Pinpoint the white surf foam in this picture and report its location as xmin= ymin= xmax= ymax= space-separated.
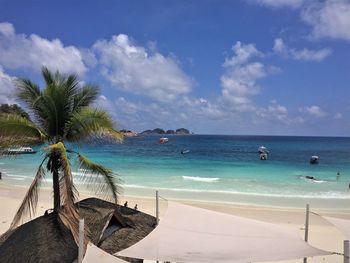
xmin=123 ymin=184 xmax=350 ymax=199
xmin=182 ymin=176 xmax=219 ymax=182
xmin=299 ymin=176 xmax=327 ymax=183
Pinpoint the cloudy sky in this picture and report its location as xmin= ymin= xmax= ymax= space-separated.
xmin=0 ymin=0 xmax=349 ymax=136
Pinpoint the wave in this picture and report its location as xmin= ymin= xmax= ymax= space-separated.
xmin=9 ymin=177 xmax=26 ymax=181
xmin=299 ymin=176 xmax=327 ymax=183
xmin=3 ymin=173 xmax=30 ymax=181
xmin=182 ymin=176 xmax=219 ymax=182
xmin=123 ymin=184 xmax=350 ymax=199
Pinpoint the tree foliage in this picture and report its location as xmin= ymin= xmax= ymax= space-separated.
xmin=0 ymin=67 xmax=123 ymax=243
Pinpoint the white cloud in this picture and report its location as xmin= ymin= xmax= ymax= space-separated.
xmin=273 ymin=38 xmax=332 ymax=61
xmin=257 ymin=105 xmax=283 ymax=120
xmin=299 ymin=105 xmax=327 ymax=118
xmin=223 ymin=41 xmax=263 ymax=67
xmin=221 ymin=42 xmax=271 ymax=111
xmin=0 ymin=66 xmax=16 ymax=104
xmin=179 ymin=96 xmax=226 ymax=120
xmin=115 ymin=97 xmax=142 ymax=115
xmin=301 ymin=0 xmax=350 ymax=41
xmin=254 ymin=0 xmax=304 ymax=9
xmin=257 ymin=101 xmax=304 ymax=124
xmin=334 ymin=112 xmax=343 ymax=119
xmin=0 ymin=22 xmax=87 ymax=75
xmin=273 ymin=38 xmax=286 ymax=54
xmin=93 ymin=34 xmax=193 ymax=102
xmin=291 ymin=48 xmax=332 ymax=61
xmin=0 ymin=22 xmax=15 ymax=36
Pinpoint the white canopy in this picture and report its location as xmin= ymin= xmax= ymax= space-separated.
xmin=83 ymin=243 xmax=128 ymax=263
xmin=324 ymin=216 xmax=350 ymax=240
xmin=117 ymin=202 xmax=327 ymax=262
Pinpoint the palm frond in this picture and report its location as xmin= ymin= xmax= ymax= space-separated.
xmin=48 ymin=142 xmax=80 ymax=243
xmin=15 ymin=79 xmax=49 ymax=131
xmin=72 ymin=85 xmax=99 ymax=112
xmin=77 ymin=153 xmax=120 ymax=203
xmin=0 ymin=115 xmax=46 ymax=147
xmin=15 ymin=78 xmax=41 ymax=106
xmin=41 ymin=67 xmax=56 ymax=86
xmin=64 ymin=108 xmax=123 ymax=143
xmin=10 ymin=157 xmax=47 ymax=229
xmin=64 ymin=74 xmax=79 ymax=98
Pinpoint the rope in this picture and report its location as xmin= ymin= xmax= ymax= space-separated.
xmin=310 ymin=211 xmax=322 ymax=217
xmin=159 ymin=195 xmax=168 ymax=201
xmin=308 ymin=210 xmax=348 ymax=258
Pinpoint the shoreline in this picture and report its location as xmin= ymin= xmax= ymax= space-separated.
xmin=1 ymin=177 xmax=350 ymax=212
xmin=1 ymin=183 xmax=350 ymax=262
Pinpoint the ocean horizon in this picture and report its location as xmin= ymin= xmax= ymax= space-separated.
xmin=1 ymin=134 xmax=350 ymax=210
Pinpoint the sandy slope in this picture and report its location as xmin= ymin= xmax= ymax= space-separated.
xmin=0 ymin=183 xmax=349 ymax=263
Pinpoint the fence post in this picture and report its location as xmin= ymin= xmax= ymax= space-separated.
xmin=156 ymin=191 xmax=159 ymax=263
xmin=344 ymin=240 xmax=349 ymax=263
xmin=156 ymin=190 xmax=159 ymax=225
xmin=78 ymin=218 xmax=85 ymax=263
xmin=303 ymin=204 xmax=310 ymax=263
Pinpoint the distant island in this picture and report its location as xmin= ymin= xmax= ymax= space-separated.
xmin=120 ymin=129 xmax=139 ymax=137
xmin=140 ymin=128 xmax=191 ymax=135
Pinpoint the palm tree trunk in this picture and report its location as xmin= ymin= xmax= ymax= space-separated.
xmin=53 ymin=168 xmax=60 ymax=211
xmin=50 ymin=153 xmax=61 ymax=211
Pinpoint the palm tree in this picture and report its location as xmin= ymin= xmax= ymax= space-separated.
xmin=0 ymin=67 xmax=123 ymax=242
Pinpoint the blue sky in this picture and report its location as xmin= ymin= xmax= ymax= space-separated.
xmin=0 ymin=0 xmax=349 ymax=136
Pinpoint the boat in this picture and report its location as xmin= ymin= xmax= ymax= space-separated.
xmin=310 ymin=156 xmax=319 ymax=164
xmin=258 ymin=146 xmax=269 ymax=154
xmin=181 ymin=149 xmax=190 ymax=154
xmin=4 ymin=146 xmax=37 ymax=155
xmin=305 ymin=176 xmax=316 ymax=180
xmin=159 ymin=137 xmax=169 ymax=144
xmin=260 ymin=152 xmax=268 ymax=160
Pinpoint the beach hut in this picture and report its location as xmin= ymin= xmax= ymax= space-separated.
xmin=0 ymin=198 xmax=156 ymax=263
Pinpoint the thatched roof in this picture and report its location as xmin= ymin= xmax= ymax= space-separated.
xmin=0 ymin=211 xmax=78 ymax=263
xmin=99 ymin=205 xmax=157 ymax=263
xmin=0 ymin=198 xmax=156 ymax=263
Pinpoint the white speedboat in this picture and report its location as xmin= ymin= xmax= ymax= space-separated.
xmin=310 ymin=156 xmax=319 ymax=164
xmin=159 ymin=137 xmax=169 ymax=144
xmin=258 ymin=146 xmax=269 ymax=154
xmin=4 ymin=147 xmax=37 ymax=154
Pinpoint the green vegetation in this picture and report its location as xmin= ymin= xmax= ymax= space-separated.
xmin=0 ymin=104 xmax=30 ymax=120
xmin=0 ymin=67 xmax=123 ymax=242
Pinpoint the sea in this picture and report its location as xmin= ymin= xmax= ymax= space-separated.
xmin=1 ymin=135 xmax=350 ymax=210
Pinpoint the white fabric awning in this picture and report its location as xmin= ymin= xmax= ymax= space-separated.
xmin=117 ymin=202 xmax=328 ymax=262
xmin=83 ymin=243 xmax=128 ymax=263
xmin=324 ymin=216 xmax=350 ymax=240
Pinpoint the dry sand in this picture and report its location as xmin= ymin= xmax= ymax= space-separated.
xmin=0 ymin=182 xmax=349 ymax=263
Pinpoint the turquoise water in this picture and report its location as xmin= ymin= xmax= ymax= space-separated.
xmin=1 ymin=135 xmax=350 ymax=209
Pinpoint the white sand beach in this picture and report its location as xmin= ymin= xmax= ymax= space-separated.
xmin=0 ymin=183 xmax=349 ymax=263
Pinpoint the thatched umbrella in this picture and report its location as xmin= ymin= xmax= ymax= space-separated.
xmin=0 ymin=198 xmax=156 ymax=263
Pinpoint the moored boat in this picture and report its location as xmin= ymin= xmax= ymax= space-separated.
xmin=310 ymin=155 xmax=319 ymax=164
xmin=159 ymin=137 xmax=169 ymax=144
xmin=258 ymin=145 xmax=269 ymax=154
xmin=3 ymin=146 xmax=37 ymax=155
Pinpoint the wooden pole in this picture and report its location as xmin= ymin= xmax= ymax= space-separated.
xmin=303 ymin=204 xmax=310 ymax=263
xmin=344 ymin=240 xmax=349 ymax=263
xmin=156 ymin=190 xmax=159 ymax=225
xmin=78 ymin=218 xmax=85 ymax=263
xmin=156 ymin=191 xmax=159 ymax=263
